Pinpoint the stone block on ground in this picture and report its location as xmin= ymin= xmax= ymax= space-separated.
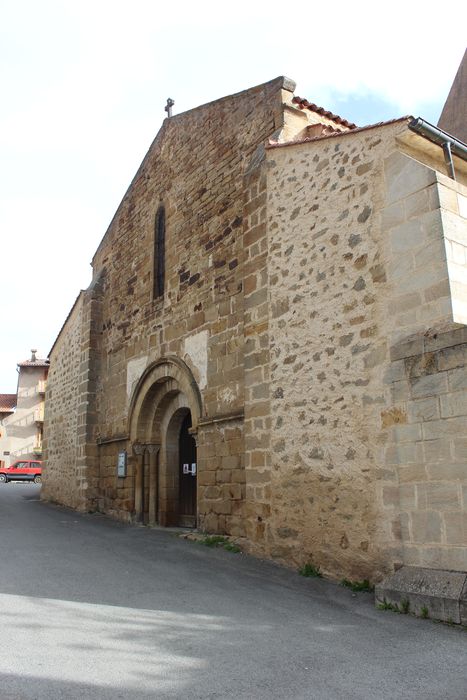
xmin=375 ymin=565 xmax=467 ymax=624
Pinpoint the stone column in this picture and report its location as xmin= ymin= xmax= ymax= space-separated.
xmin=147 ymin=444 xmax=160 ymax=526
xmin=132 ymin=442 xmax=145 ymax=523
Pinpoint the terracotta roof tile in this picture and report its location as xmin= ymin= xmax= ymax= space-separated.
xmin=18 ymin=359 xmax=50 ymax=368
xmin=0 ymin=394 xmax=16 ymax=412
xmin=292 ymin=96 xmax=357 ymax=129
xmin=267 ymin=116 xmax=412 ymax=150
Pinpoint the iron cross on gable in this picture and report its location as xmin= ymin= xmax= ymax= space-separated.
xmin=165 ymin=98 xmax=174 ymax=118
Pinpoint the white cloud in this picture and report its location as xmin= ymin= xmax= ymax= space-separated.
xmin=0 ymin=0 xmax=465 ymax=390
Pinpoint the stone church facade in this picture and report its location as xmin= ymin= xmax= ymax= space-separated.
xmin=43 ymin=73 xmax=467 ymax=599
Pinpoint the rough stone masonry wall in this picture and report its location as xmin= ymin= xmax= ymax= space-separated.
xmin=98 ymin=438 xmax=131 ymax=520
xmin=383 ymin=172 xmax=467 ymax=573
xmin=86 ymin=79 xmax=290 ymax=526
xmin=241 ymin=145 xmax=272 ymax=548
xmin=75 ymin=275 xmax=104 ymax=511
xmin=440 ymin=174 xmax=467 ymax=324
xmin=42 ymin=295 xmax=84 ymax=509
xmin=380 ymin=152 xmax=466 ymax=347
xmin=43 ymin=272 xmax=103 ymax=511
xmin=196 ymin=417 xmax=245 ymax=536
xmin=388 ymin=327 xmax=467 ymax=572
xmin=261 ymin=125 xmax=403 ymax=579
xmin=262 ymin=122 xmax=467 ymax=580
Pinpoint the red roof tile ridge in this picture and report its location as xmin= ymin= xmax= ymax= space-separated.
xmin=292 ymin=95 xmax=357 ymax=129
xmin=0 ymin=394 xmax=17 ymax=411
xmin=267 ymin=116 xmax=413 ymax=149
xmin=18 ymin=359 xmax=50 ymax=367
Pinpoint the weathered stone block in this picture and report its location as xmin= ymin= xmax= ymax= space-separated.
xmin=410 ymin=511 xmax=442 ymax=543
xmin=405 ymin=352 xmax=438 ymax=379
xmin=201 ymin=512 xmax=219 ymax=533
xmin=390 ymin=337 xmax=424 ymax=361
xmin=405 ymin=185 xmax=438 ymax=220
xmin=215 ymin=441 xmax=230 ymax=458
xmin=424 ymin=279 xmax=451 ymax=305
xmin=426 ymin=462 xmax=466 ymax=481
xmin=425 ymin=482 xmax=460 ymax=511
xmin=424 ymin=326 xmax=467 ymax=353
xmin=398 ymin=463 xmax=427 ymax=483
xmin=216 ymin=470 xmax=232 ymax=484
xmin=391 ymin=423 xmax=422 ymax=443
xmin=382 ymin=360 xmax=406 ymax=384
xmin=384 ymin=443 xmax=420 ymax=466
xmin=214 ymin=500 xmax=233 ymax=516
xmin=407 ymin=396 xmax=440 ymax=422
xmin=390 ymin=380 xmax=410 ymax=402
xmin=410 ymin=373 xmax=448 ymax=399
xmin=230 ymin=469 xmax=245 ymax=484
xmin=447 ymin=366 xmax=467 ymax=391
xmin=246 ymin=468 xmax=270 ymax=484
xmin=389 ymin=291 xmax=422 ymax=316
xmin=382 ymin=485 xmax=399 ymax=507
xmin=441 ymin=389 xmax=467 ymax=417
xmin=444 ymin=511 xmax=467 ymax=545
xmin=453 ymin=437 xmax=467 ymax=461
xmin=389 ymin=219 xmax=423 ymax=254
xmin=422 ymin=416 xmax=466 ymax=440
xmin=381 ymin=201 xmax=406 ymax=232
xmin=376 ymin=566 xmax=467 ymax=624
xmin=204 ymin=485 xmax=221 ymax=499
xmin=221 ymin=454 xmax=241 ymax=470
xmin=386 ymin=252 xmax=415 ymax=283
xmin=222 ymin=483 xmax=243 ymax=501
xmin=384 ymin=152 xmax=437 ymax=205
xmin=399 ymin=484 xmax=416 ymax=510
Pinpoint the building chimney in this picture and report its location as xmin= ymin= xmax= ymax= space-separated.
xmin=31 ymin=349 xmax=37 ymax=362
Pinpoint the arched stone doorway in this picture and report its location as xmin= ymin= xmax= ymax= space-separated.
xmin=128 ymin=357 xmax=202 ymax=527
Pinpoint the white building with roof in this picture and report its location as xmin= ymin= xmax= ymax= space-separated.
xmin=1 ymin=350 xmax=49 ymax=466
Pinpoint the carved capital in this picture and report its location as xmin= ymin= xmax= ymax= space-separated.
xmin=146 ymin=443 xmax=161 ymax=455
xmin=132 ymin=442 xmax=145 ymax=456
xmin=188 ymin=428 xmax=198 ymax=447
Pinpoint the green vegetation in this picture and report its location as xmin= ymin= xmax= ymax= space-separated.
xmin=400 ymin=599 xmax=410 ymax=614
xmin=340 ymin=578 xmax=374 ymax=593
xmin=199 ymin=535 xmax=229 ymax=547
xmin=222 ymin=541 xmax=242 ymax=553
xmin=299 ymin=563 xmax=322 ymax=578
xmin=377 ymin=597 xmax=434 ymax=620
xmin=377 ymin=598 xmax=399 ymax=612
xmin=198 ymin=535 xmax=241 ymax=553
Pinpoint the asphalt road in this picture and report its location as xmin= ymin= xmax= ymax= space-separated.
xmin=0 ymin=483 xmax=465 ymax=700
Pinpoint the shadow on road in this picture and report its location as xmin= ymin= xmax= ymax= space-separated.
xmin=0 ymin=484 xmax=466 ymax=700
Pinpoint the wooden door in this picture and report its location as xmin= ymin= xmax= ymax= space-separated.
xmin=178 ymin=413 xmax=197 ymax=527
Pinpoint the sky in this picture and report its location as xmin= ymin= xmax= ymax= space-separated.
xmin=0 ymin=0 xmax=466 ymax=392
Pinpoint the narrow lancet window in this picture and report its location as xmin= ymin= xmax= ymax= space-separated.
xmin=154 ymin=205 xmax=165 ymax=298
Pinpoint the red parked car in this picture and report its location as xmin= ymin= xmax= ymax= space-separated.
xmin=0 ymin=460 xmax=42 ymax=484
